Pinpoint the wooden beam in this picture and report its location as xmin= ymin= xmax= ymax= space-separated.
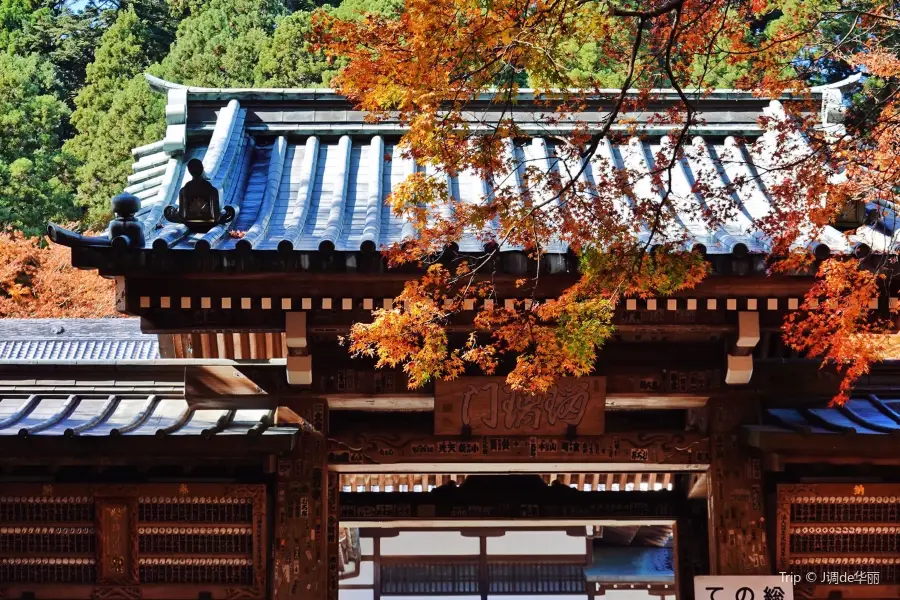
xmin=184 ymin=365 xmax=269 ymax=408
xmin=688 ymin=473 xmax=708 ymax=499
xmin=223 ymin=332 xmax=235 ymax=358
xmin=191 ymin=333 xmax=203 ymax=359
xmin=622 ymin=525 xmax=640 ymax=545
xmin=328 ymin=427 xmax=709 ymax=473
xmin=253 ymin=333 xmax=266 ymax=359
xmin=239 ymin=333 xmax=251 ymax=360
xmin=340 ymin=487 xmax=680 ymax=522
xmin=743 ymin=428 xmax=900 ymax=459
xmin=157 ymin=334 xmax=176 ymax=358
xmin=199 ymin=333 xmax=212 ymax=358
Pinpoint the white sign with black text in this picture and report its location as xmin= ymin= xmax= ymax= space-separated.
xmin=694 ymin=576 xmax=793 ymax=600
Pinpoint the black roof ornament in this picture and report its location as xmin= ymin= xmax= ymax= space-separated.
xmin=109 ymin=193 xmax=145 ymax=250
xmin=47 ymin=192 xmax=145 ymax=250
xmin=164 ymin=159 xmax=234 ymax=233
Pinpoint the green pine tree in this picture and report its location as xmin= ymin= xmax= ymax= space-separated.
xmin=66 ymin=6 xmax=172 ymax=226
xmin=255 ymin=8 xmax=336 ymax=87
xmin=0 ymin=53 xmax=78 ymax=236
xmin=157 ymin=0 xmax=287 ymax=87
xmin=255 ymin=0 xmax=402 ymax=87
xmin=0 ymin=0 xmax=35 ymax=51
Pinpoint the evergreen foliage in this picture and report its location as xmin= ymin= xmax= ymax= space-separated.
xmin=157 ymin=0 xmax=286 ymax=87
xmin=0 ymin=0 xmax=884 ymax=234
xmin=256 ymin=9 xmax=336 ymax=87
xmin=0 ymin=53 xmax=78 ymax=236
xmin=66 ymin=6 xmax=171 ymax=225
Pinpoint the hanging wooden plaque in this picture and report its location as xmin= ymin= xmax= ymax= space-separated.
xmin=435 ymin=377 xmax=606 ymax=435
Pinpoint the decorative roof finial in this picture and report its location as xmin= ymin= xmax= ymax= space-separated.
xmin=109 ymin=193 xmax=145 ymax=250
xmin=47 ymin=192 xmax=145 ymax=250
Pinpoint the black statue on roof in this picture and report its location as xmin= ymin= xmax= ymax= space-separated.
xmin=164 ymin=159 xmax=235 ymax=233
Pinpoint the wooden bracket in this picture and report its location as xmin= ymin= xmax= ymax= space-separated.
xmin=726 ymin=311 xmax=760 ymax=385
xmin=286 ymin=311 xmax=311 ymax=385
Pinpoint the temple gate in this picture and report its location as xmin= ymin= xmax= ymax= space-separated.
xmin=1 ymin=72 xmax=896 ymax=600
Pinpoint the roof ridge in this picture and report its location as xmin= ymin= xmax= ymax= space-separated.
xmin=145 ymin=72 xmax=855 ymax=101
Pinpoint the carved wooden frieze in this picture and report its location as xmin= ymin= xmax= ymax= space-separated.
xmin=328 ymin=430 xmax=708 ymax=469
xmin=340 ymin=485 xmax=678 ymax=521
xmin=434 ymin=377 xmax=606 ymax=435
xmin=97 ymin=500 xmax=132 ymax=585
xmin=274 ymin=429 xmax=330 ymax=600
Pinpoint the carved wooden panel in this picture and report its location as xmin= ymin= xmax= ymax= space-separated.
xmin=97 ymin=500 xmax=132 ymax=584
xmin=274 ymin=427 xmax=330 ymax=600
xmin=777 ymin=483 xmax=900 ymax=594
xmin=0 ymin=483 xmax=266 ymax=599
xmin=435 ymin=377 xmax=606 ymax=435
xmin=707 ymin=397 xmax=769 ymax=575
xmin=329 ymin=430 xmax=708 ymax=469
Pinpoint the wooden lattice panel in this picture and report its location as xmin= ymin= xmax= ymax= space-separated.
xmin=777 ymin=483 xmax=900 ymax=594
xmin=0 ymin=483 xmax=266 ymax=600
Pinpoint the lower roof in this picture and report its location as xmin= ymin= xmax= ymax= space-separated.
xmin=585 ymin=547 xmax=674 ymax=583
xmin=761 ymin=396 xmax=900 ymax=434
xmin=742 ymin=395 xmax=900 ymax=459
xmin=0 ymin=318 xmax=158 ymax=361
xmin=0 ymin=392 xmax=299 ymax=455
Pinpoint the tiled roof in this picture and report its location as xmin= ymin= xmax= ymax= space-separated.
xmin=760 ymin=396 xmax=900 ymax=434
xmin=0 ymin=319 xmax=158 ymax=361
xmin=88 ymin=75 xmax=876 ymax=257
xmin=0 ymin=395 xmax=293 ymax=439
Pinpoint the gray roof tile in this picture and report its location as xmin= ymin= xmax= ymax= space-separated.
xmin=0 ymin=319 xmax=159 ymax=362
xmin=130 ymin=93 xmax=866 ymax=255
xmin=0 ymin=395 xmax=291 ymax=438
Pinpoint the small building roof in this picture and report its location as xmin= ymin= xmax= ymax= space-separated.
xmin=51 ymin=74 xmax=883 ymax=266
xmin=0 ymin=318 xmax=158 ymax=361
xmin=742 ymin=395 xmax=900 ymax=460
xmin=584 ymin=547 xmax=675 ymax=584
xmin=761 ymin=396 xmax=900 ymax=434
xmin=0 ymin=393 xmax=298 ymax=458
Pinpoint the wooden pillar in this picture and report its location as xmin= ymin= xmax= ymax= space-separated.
xmin=707 ymin=395 xmax=769 ymax=575
xmin=274 ymin=399 xmax=338 ymax=600
xmin=675 ymin=496 xmax=710 ymax=600
xmin=327 ymin=470 xmax=340 ymax=600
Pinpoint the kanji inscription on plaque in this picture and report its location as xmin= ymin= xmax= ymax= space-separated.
xmin=435 ymin=377 xmax=605 ymax=435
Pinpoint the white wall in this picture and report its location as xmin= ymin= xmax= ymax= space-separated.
xmin=339 ymin=589 xmax=374 ymax=600
xmin=359 ymin=535 xmax=374 ymax=556
xmin=596 ymin=592 xmax=670 ymax=600
xmin=486 ymin=531 xmax=586 ymax=556
xmin=380 ymin=531 xmax=480 ymax=556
